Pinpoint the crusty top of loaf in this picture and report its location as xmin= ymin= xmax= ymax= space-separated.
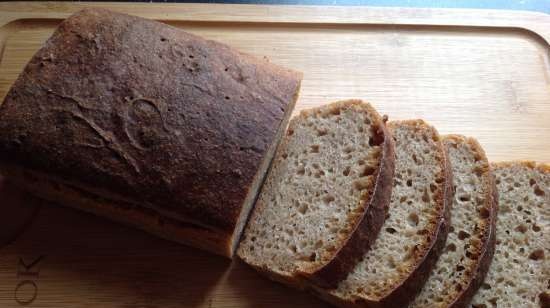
xmin=0 ymin=8 xmax=302 ymax=232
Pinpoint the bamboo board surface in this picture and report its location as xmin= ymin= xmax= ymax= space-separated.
xmin=0 ymin=2 xmax=549 ymax=307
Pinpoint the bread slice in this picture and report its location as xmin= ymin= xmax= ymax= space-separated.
xmin=315 ymin=119 xmax=452 ymax=307
xmin=0 ymin=8 xmax=302 ymax=257
xmin=410 ymin=135 xmax=497 ymax=308
xmin=237 ymin=100 xmax=395 ymax=288
xmin=470 ymin=162 xmax=549 ymax=308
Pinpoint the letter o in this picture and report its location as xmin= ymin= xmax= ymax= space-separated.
xmin=14 ymin=280 xmax=37 ymax=306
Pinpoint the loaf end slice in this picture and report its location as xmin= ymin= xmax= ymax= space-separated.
xmin=410 ymin=135 xmax=497 ymax=308
xmin=237 ymin=100 xmax=395 ymax=288
xmin=316 ymin=119 xmax=452 ymax=307
xmin=471 ymin=162 xmax=549 ymax=308
xmin=0 ymin=8 xmax=302 ymax=257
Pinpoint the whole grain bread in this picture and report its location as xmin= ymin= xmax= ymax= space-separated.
xmin=410 ymin=135 xmax=497 ymax=308
xmin=315 ymin=119 xmax=452 ymax=307
xmin=470 ymin=162 xmax=549 ymax=308
xmin=237 ymin=100 xmax=395 ymax=289
xmin=0 ymin=8 xmax=302 ymax=257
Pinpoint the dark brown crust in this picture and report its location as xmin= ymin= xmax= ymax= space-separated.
xmin=365 ymin=120 xmax=453 ymax=307
xmin=305 ymin=110 xmax=395 ymax=288
xmin=446 ymin=135 xmax=499 ymax=308
xmin=1 ymin=163 xmax=232 ymax=256
xmin=0 ymin=9 xmax=301 ymax=257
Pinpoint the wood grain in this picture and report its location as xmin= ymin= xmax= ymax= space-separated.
xmin=0 ymin=3 xmax=549 ymax=307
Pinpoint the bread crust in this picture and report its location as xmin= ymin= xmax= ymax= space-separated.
xmin=304 ymin=101 xmax=396 ymax=288
xmin=443 ymin=135 xmax=498 ymax=308
xmin=0 ymin=8 xmax=301 ymax=257
xmin=1 ymin=163 xmax=233 ymax=256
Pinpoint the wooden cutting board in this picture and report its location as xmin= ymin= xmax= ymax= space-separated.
xmin=0 ymin=2 xmax=549 ymax=307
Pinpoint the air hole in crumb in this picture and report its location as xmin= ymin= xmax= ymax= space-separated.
xmin=399 ymin=196 xmax=407 ymax=203
xmin=309 ymin=253 xmax=317 ymax=262
xmin=317 ymin=128 xmax=328 ymax=136
xmin=314 ymin=240 xmax=323 ymax=249
xmin=407 ymin=213 xmax=419 ymax=226
xmin=459 ymin=194 xmax=471 ymax=202
xmin=458 ymin=231 xmax=470 ymax=240
xmin=386 ymin=227 xmax=397 ymax=234
xmin=358 ymin=160 xmax=365 ymax=166
xmin=533 ymin=224 xmax=541 ymax=232
xmin=412 ymin=154 xmax=418 ymax=164
xmin=296 ymin=167 xmax=305 ymax=176
xmin=430 ymin=183 xmax=437 ymax=193
xmin=362 ymin=166 xmax=376 ymax=177
xmin=406 ymin=179 xmax=413 ymax=187
xmin=446 ymin=243 xmax=456 ymax=252
xmin=534 ymin=185 xmax=545 ymax=196
xmin=479 ymin=207 xmax=490 ymax=219
xmin=189 ymin=55 xmax=194 ymax=59
xmin=343 ymin=146 xmax=354 ymax=154
xmin=290 ymin=245 xmax=297 ymax=253
xmin=456 ymin=265 xmax=465 ymax=271
xmin=310 ymin=145 xmax=320 ymax=153
xmin=515 ymin=224 xmax=528 ymax=233
xmin=529 ymin=249 xmax=544 ymax=261
xmin=343 ymin=167 xmax=351 ymax=176
xmin=298 ymin=203 xmax=308 ymax=214
xmin=529 ymin=178 xmax=536 ymax=186
xmin=322 ymin=195 xmax=335 ymax=204
xmin=287 ymin=129 xmax=294 ymax=136
xmin=282 ymin=153 xmax=288 ymax=159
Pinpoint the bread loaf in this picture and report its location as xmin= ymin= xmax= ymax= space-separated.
xmin=0 ymin=8 xmax=302 ymax=257
xmin=316 ymin=119 xmax=452 ymax=307
xmin=410 ymin=135 xmax=497 ymax=308
xmin=237 ymin=100 xmax=395 ymax=288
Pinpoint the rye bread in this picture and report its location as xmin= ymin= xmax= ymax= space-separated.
xmin=315 ymin=119 xmax=452 ymax=307
xmin=410 ymin=135 xmax=497 ymax=308
xmin=471 ymin=162 xmax=549 ymax=308
xmin=0 ymin=8 xmax=302 ymax=257
xmin=237 ymin=100 xmax=395 ymax=288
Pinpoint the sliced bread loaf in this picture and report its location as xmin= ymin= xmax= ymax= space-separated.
xmin=410 ymin=135 xmax=497 ymax=308
xmin=237 ymin=100 xmax=395 ymax=288
xmin=316 ymin=119 xmax=452 ymax=307
xmin=470 ymin=162 xmax=549 ymax=308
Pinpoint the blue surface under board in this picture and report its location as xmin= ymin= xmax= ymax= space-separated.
xmin=125 ymin=0 xmax=550 ymax=14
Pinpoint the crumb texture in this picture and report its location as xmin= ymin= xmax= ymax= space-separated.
xmin=411 ymin=136 xmax=494 ymax=307
xmin=331 ymin=120 xmax=446 ymax=301
xmin=238 ymin=101 xmax=383 ymax=277
xmin=470 ymin=163 xmax=549 ymax=308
